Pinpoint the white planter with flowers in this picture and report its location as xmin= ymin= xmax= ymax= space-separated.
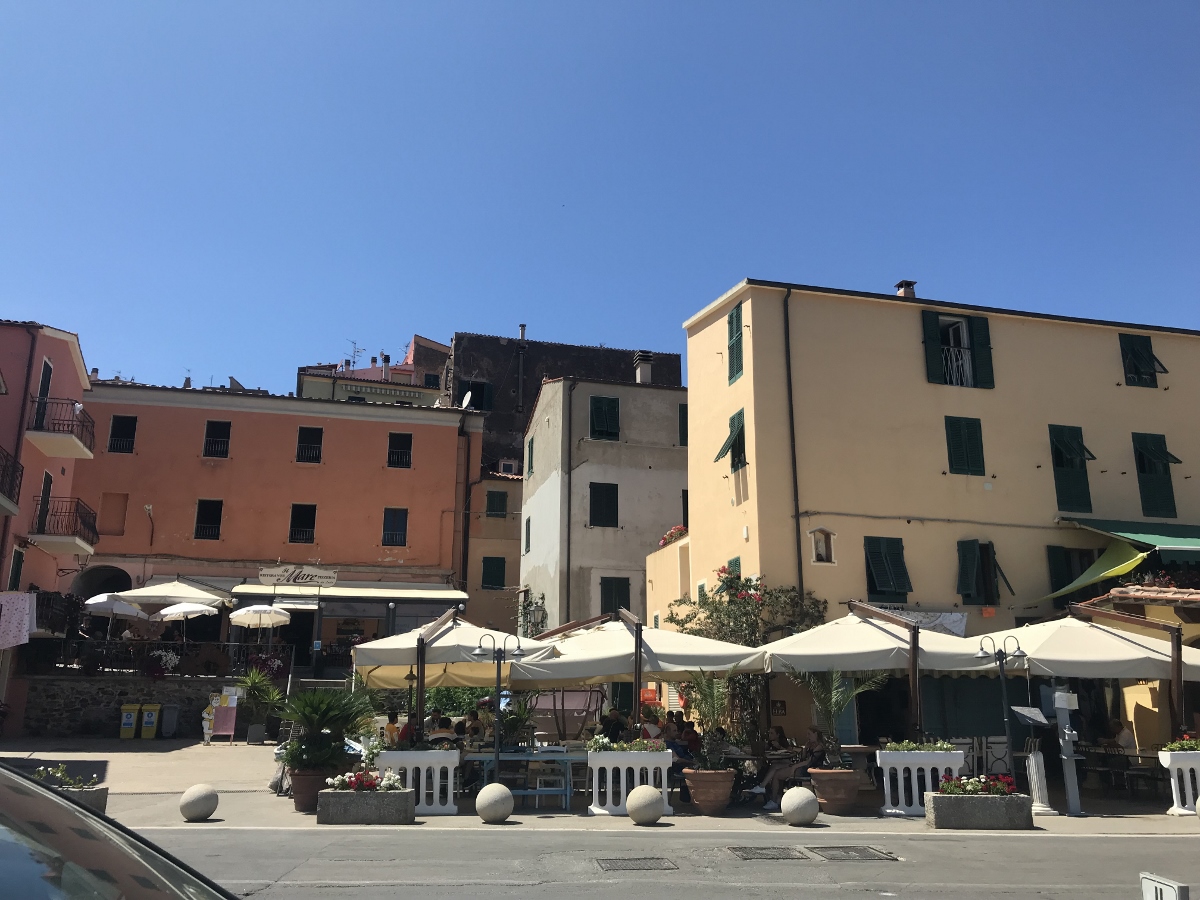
xmin=876 ymin=744 xmax=965 ymax=817
xmin=375 ymin=749 xmax=461 ymax=816
xmin=1158 ymin=748 xmax=1200 ymax=816
xmin=586 ymin=737 xmax=673 ymax=816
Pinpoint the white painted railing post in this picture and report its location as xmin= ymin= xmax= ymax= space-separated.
xmin=876 ymin=750 xmax=965 ymax=817
xmin=587 ymin=751 xmax=673 ymax=816
xmin=1159 ymin=751 xmax=1200 ymax=816
xmin=376 ymin=750 xmax=460 ymax=816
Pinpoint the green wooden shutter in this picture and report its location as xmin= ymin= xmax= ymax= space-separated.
xmin=608 ymin=397 xmax=620 ymax=439
xmin=1048 ymin=424 xmax=1093 ymax=513
xmin=678 ymin=403 xmax=688 ymax=446
xmin=481 ymin=557 xmax=506 ymax=590
xmin=884 ymin=538 xmax=913 ymax=592
xmin=1120 ymin=334 xmax=1162 ymax=388
xmin=526 ymin=436 xmax=534 ymax=475
xmin=921 ymin=310 xmax=945 ymax=384
xmin=524 ymin=516 xmax=531 ymax=553
xmin=600 ymin=577 xmax=631 ymax=614
xmin=968 ymin=317 xmax=994 ymax=389
xmin=590 ymin=397 xmax=604 ymax=438
xmin=964 ymin=418 xmax=985 ymax=475
xmin=864 ymin=537 xmax=894 ymax=593
xmin=727 ymin=557 xmax=741 ymax=577
xmin=728 ymin=303 xmax=744 ymax=383
xmin=946 ymin=417 xmax=984 ymax=475
xmin=1046 ymin=545 xmax=1073 ymax=593
xmin=1133 ymin=433 xmax=1177 ymax=518
xmin=590 ymin=397 xmax=620 ymax=440
xmin=485 ymin=491 xmax=508 ymax=518
xmin=957 ymin=539 xmax=982 ymax=602
xmin=730 ymin=409 xmax=747 ymax=471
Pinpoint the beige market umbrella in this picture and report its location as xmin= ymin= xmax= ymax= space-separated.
xmin=118 ymin=579 xmax=230 ymax=607
xmin=353 ymin=619 xmax=556 ymax=689
xmin=84 ymin=594 xmax=151 ymax=639
xmin=229 ymin=605 xmax=291 ymax=629
xmin=510 ymin=619 xmax=765 ymax=688
xmin=149 ymin=602 xmax=219 ymax=640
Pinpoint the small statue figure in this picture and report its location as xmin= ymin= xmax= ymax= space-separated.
xmin=201 ymin=692 xmax=221 ymax=745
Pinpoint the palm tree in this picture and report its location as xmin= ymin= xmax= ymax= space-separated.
xmin=686 ymin=669 xmax=732 ymax=770
xmin=787 ymin=668 xmax=886 ymax=766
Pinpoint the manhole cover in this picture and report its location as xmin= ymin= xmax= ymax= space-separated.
xmin=596 ymin=858 xmax=678 ymax=871
xmin=807 ymin=846 xmax=896 ymax=862
xmin=729 ymin=847 xmax=808 ymax=860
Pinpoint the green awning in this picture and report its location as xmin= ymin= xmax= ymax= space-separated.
xmin=1061 ymin=517 xmax=1200 ymax=551
xmin=1043 ymin=540 xmax=1150 ymax=601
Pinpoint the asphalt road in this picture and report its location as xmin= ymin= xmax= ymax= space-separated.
xmin=141 ymin=826 xmax=1200 ymax=899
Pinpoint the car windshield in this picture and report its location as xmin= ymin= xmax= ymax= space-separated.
xmin=0 ymin=763 xmax=232 ymax=900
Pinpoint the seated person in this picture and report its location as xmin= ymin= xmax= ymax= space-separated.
xmin=423 ymin=708 xmax=444 ymax=733
xmin=384 ymin=711 xmax=402 ymax=747
xmin=758 ymin=727 xmax=826 ymax=812
xmin=463 ymin=709 xmax=483 ymax=739
xmin=428 ymin=716 xmax=457 ymax=741
xmin=641 ymin=714 xmax=663 ymax=739
xmin=454 ymin=717 xmax=467 ymax=737
xmin=601 ymin=708 xmax=626 ymax=742
xmin=1106 ymin=718 xmax=1136 ymax=750
xmin=681 ymin=721 xmax=701 ymax=756
xmin=661 ymin=714 xmax=680 ymax=742
xmin=397 ymin=712 xmax=417 ymax=746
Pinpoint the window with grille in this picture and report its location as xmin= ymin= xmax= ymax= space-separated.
xmin=382 ymin=507 xmax=408 ymax=546
xmin=296 ymin=427 xmax=323 ymax=464
xmin=388 ymin=432 xmax=412 ymax=468
xmin=289 ymin=503 xmax=317 ymax=543
xmin=107 ymin=416 xmax=137 ymax=454
xmin=203 ymin=421 xmax=231 ymax=458
xmin=194 ymin=500 xmax=223 ymax=541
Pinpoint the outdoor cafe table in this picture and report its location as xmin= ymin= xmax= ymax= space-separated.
xmin=463 ymin=750 xmax=588 ymax=810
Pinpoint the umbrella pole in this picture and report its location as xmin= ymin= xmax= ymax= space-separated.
xmin=909 ymin=624 xmax=922 ymax=738
xmin=415 ymin=636 xmax=426 ymax=743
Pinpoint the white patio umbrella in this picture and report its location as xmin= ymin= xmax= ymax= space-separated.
xmin=761 ymin=613 xmax=987 ymax=674
xmin=228 ymin=605 xmax=291 ymax=629
xmin=84 ymin=594 xmax=150 ymax=638
xmin=973 ymin=617 xmax=1200 ymax=682
xmin=510 ymin=619 xmax=766 ymax=688
xmin=117 ymin=579 xmax=230 ymax=607
xmin=149 ymin=602 xmax=219 ymax=640
xmin=353 ymin=619 xmax=556 ymax=689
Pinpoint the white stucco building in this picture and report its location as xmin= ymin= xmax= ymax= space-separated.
xmin=520 ymin=360 xmax=688 ymax=635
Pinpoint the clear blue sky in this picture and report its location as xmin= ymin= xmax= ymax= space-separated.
xmin=1 ymin=3 xmax=1196 ymax=393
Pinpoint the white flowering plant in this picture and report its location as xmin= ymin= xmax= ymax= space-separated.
xmin=150 ymin=649 xmax=180 ymax=672
xmin=377 ymin=772 xmax=405 ymax=792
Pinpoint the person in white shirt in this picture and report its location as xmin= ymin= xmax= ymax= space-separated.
xmin=1112 ymin=718 xmax=1136 ymax=751
xmin=641 ymin=714 xmax=662 ymax=739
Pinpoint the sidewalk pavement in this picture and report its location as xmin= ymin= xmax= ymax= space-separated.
xmin=3 ymin=738 xmax=1196 ymax=835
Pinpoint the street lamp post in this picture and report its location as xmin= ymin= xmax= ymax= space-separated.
xmin=976 ymin=636 xmax=1026 ymax=776
xmin=472 ymin=635 xmax=525 ymax=785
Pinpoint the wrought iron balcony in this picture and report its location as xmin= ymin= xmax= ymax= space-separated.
xmin=29 ymin=496 xmax=99 ymax=549
xmin=295 ymin=443 xmax=323 ymax=464
xmin=194 ymin=523 xmax=221 ymax=541
xmin=107 ymin=436 xmax=135 ymax=454
xmin=382 ymin=530 xmax=407 ymax=547
xmin=202 ymin=437 xmax=230 ymax=458
xmin=941 ymin=346 xmax=975 ymax=387
xmin=0 ymin=444 xmax=23 ymax=515
xmin=387 ymin=448 xmax=412 ymax=468
xmin=25 ymin=395 xmax=96 ymax=457
xmin=289 ymin=526 xmax=315 ymax=544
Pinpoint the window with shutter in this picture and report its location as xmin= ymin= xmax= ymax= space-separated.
xmin=1133 ymin=432 xmax=1180 ymax=518
xmin=714 ymin=409 xmax=747 ymax=472
xmin=1046 ymin=545 xmax=1101 ymax=609
xmin=678 ymin=403 xmax=688 ymax=447
xmin=957 ymin=540 xmax=1012 ymax=605
xmin=921 ymin=310 xmax=945 ymax=384
xmin=589 ymin=396 xmax=620 ymax=441
xmin=1048 ymin=425 xmax=1094 ymax=513
xmin=945 ymin=417 xmax=986 ymax=476
xmin=728 ymin=303 xmax=744 ymax=383
xmin=481 ymin=557 xmax=506 ymax=590
xmin=681 ymin=489 xmax=688 ymax=528
xmin=1119 ymin=334 xmax=1167 ymax=388
xmin=727 ymin=557 xmax=741 ymax=577
xmin=589 ymin=482 xmax=619 ymax=527
xmin=526 ymin=436 xmax=534 ymax=476
xmin=600 ymin=577 xmax=631 ymax=614
xmin=922 ymin=311 xmax=995 ymax=388
xmin=524 ymin=516 xmax=531 ymax=553
xmin=957 ymin=540 xmax=981 ymax=599
xmin=864 ymin=536 xmax=911 ymax=603
xmin=968 ymin=317 xmax=994 ymax=389
xmin=485 ymin=490 xmax=508 ymax=518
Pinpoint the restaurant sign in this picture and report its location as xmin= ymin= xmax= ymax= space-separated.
xmin=258 ymin=565 xmax=338 ymax=587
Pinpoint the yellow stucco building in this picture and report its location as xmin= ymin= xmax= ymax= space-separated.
xmin=648 ymin=278 xmax=1200 ymax=741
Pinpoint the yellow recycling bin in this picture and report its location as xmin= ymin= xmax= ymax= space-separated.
xmin=120 ymin=704 xmax=141 ymax=739
xmin=140 ymin=704 xmax=162 ymax=739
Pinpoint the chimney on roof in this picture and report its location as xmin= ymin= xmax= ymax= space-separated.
xmin=343 ymin=359 xmax=351 ymax=370
xmin=370 ymin=356 xmax=377 ymax=367
xmin=183 ymin=376 xmax=192 ymax=389
xmin=90 ymin=367 xmax=98 ymax=378
xmin=381 ymin=353 xmax=390 ymax=380
xmin=895 ymin=280 xmax=917 ymax=298
xmin=519 ymin=324 xmax=526 ymax=340
xmin=633 ymin=350 xmax=654 ymax=384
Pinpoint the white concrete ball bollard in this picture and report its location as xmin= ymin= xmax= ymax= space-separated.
xmin=179 ymin=784 xmax=219 ymax=822
xmin=625 ymin=785 xmax=664 ymax=826
xmin=781 ymin=786 xmax=819 ymax=826
xmin=476 ymin=783 xmax=514 ymax=824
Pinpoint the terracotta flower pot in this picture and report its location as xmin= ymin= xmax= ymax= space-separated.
xmin=289 ymin=769 xmax=331 ymax=813
xmin=808 ymin=768 xmax=860 ymax=816
xmin=682 ymin=768 xmax=736 ymax=816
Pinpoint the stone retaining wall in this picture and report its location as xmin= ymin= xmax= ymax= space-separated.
xmin=19 ymin=675 xmax=239 ymax=738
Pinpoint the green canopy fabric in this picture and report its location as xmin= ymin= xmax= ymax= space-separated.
xmin=1043 ymin=540 xmax=1149 ymax=601
xmin=1061 ymin=518 xmax=1200 ymax=551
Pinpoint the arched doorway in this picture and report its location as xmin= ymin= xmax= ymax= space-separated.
xmin=70 ymin=565 xmax=133 ymax=598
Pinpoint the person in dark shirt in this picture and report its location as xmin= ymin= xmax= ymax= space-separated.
xmin=601 ymin=708 xmax=626 ymax=742
xmin=759 ymin=727 xmax=826 ymax=812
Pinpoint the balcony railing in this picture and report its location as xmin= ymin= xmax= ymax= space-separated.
xmin=387 ymin=449 xmax=412 ymax=468
xmin=55 ymin=640 xmax=293 ymax=679
xmin=0 ymin=444 xmax=23 ymax=507
xmin=31 ymin=496 xmax=99 ymax=546
xmin=26 ymin=396 xmax=96 ymax=452
xmin=941 ymin=346 xmax=975 ymax=387
xmin=194 ymin=523 xmax=221 ymax=541
xmin=107 ymin=436 xmax=135 ymax=454
xmin=296 ymin=443 xmax=323 ymax=464
xmin=289 ymin=526 xmax=315 ymax=544
xmin=382 ymin=530 xmax=407 ymax=547
xmin=202 ymin=437 xmax=230 ymax=458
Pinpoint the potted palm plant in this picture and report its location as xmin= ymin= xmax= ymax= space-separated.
xmin=788 ymin=668 xmax=885 ymax=816
xmin=681 ymin=669 xmax=737 ymax=816
xmin=238 ymin=667 xmax=284 ymax=745
xmin=280 ymin=689 xmax=375 ymax=812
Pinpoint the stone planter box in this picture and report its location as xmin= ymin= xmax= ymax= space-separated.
xmin=375 ymin=750 xmax=460 ymax=816
xmin=1158 ymin=750 xmax=1200 ymax=816
xmin=588 ymin=751 xmax=673 ymax=816
xmin=925 ymin=792 xmax=1033 ymax=830
xmin=63 ymin=786 xmax=109 ymax=815
xmin=316 ymin=789 xmax=415 ymax=825
xmin=876 ymin=750 xmax=965 ymax=817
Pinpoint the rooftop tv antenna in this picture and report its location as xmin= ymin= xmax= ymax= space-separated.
xmin=347 ymin=340 xmax=363 ymax=370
